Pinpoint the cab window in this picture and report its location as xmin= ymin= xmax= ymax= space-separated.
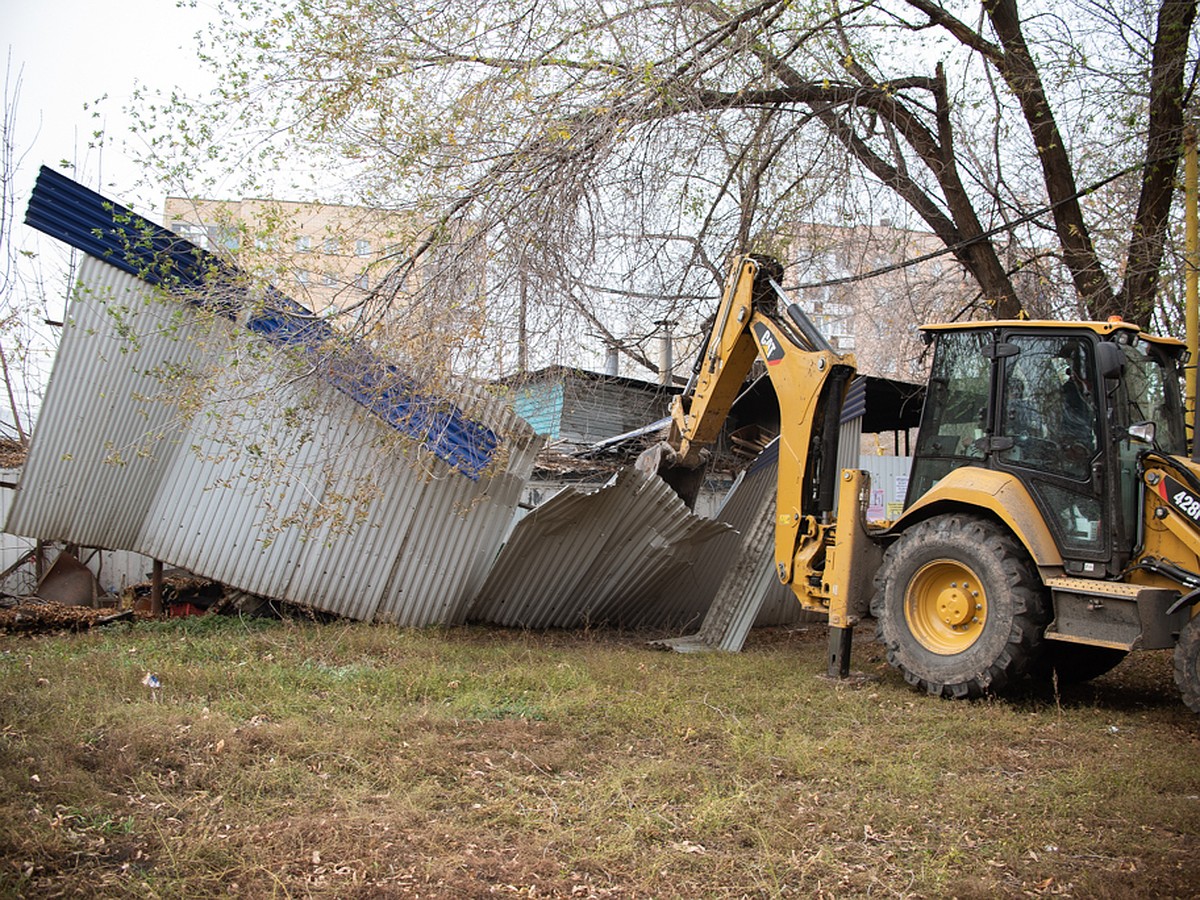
xmin=907 ymin=330 xmax=992 ymax=501
xmin=997 ymin=335 xmax=1098 ymax=481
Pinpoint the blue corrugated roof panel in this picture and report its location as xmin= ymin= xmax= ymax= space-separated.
xmin=25 ymin=166 xmax=498 ymax=478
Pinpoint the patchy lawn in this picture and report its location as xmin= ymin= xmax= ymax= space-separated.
xmin=1 ymin=615 xmax=1197 ymax=897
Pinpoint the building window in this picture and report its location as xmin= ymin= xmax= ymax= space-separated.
xmin=296 ymin=235 xmax=312 ymax=252
xmin=322 ymin=272 xmax=337 ymax=287
xmin=357 ymin=272 xmax=369 ymax=290
xmin=218 ymin=227 xmax=240 ymax=251
xmin=355 ymin=239 xmax=371 ymax=257
xmin=171 ymin=221 xmax=209 ymax=249
xmin=324 ymin=237 xmax=340 ymax=255
xmin=296 ymin=270 xmax=309 ymax=285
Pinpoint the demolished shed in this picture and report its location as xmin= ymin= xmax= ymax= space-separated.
xmin=10 ymin=168 xmax=542 ymax=625
xmin=10 ymin=168 xmax=741 ymax=630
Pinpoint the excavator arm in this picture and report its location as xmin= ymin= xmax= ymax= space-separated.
xmin=640 ymin=255 xmax=857 ymax=595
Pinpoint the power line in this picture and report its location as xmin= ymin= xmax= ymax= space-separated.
xmin=782 ymin=158 xmax=1149 ymax=292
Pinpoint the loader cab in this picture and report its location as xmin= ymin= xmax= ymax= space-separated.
xmin=907 ymin=322 xmax=1187 ymax=576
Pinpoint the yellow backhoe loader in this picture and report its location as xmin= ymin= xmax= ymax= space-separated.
xmin=641 ymin=254 xmax=1200 ymax=711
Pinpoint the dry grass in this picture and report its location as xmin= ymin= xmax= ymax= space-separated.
xmin=0 ymin=615 xmax=1197 ymax=898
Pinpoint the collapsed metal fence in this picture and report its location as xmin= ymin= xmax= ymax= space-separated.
xmin=9 ymin=168 xmax=758 ymax=629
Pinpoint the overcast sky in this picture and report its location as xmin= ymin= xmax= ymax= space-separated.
xmin=5 ymin=0 xmax=216 ymax=224
xmin=3 ymin=0 xmax=219 ymax=429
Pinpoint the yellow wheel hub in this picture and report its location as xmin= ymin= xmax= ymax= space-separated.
xmin=904 ymin=560 xmax=988 ymax=654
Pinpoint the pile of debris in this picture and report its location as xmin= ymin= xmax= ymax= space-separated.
xmin=0 ymin=439 xmax=27 ymax=469
xmin=122 ymin=570 xmax=224 ymax=617
xmin=0 ymin=599 xmax=146 ymax=634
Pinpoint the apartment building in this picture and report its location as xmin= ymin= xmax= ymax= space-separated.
xmin=162 ymin=195 xmax=422 ymax=316
xmin=786 ymin=221 xmax=978 ymax=383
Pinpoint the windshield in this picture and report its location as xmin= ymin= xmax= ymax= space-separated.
xmin=906 ymin=330 xmax=992 ymax=502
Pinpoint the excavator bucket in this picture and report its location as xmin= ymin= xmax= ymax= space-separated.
xmin=635 ymin=441 xmax=709 ymax=510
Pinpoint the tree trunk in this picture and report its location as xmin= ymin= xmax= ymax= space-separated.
xmin=1119 ymin=0 xmax=1198 ymax=327
xmin=984 ymin=0 xmax=1117 ymax=318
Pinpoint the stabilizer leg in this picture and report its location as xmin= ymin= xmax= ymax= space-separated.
xmin=827 ymin=624 xmax=853 ymax=679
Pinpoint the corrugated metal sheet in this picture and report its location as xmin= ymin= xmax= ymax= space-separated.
xmin=835 ymin=377 xmax=864 ymax=516
xmin=13 ymin=167 xmax=906 ymax=638
xmin=560 ymin=379 xmax=671 ymax=449
xmin=652 ymin=445 xmax=914 ymax=642
xmin=504 ymin=373 xmax=674 ymax=451
xmin=841 ymin=376 xmax=867 ymax=423
xmin=469 ymin=467 xmax=732 ymax=629
xmin=652 ymin=464 xmax=782 ymax=652
xmin=509 ymin=382 xmax=563 ymax=438
xmin=714 ymin=445 xmax=813 ymax=627
xmin=7 ymin=256 xmax=542 ymax=623
xmin=861 ymin=455 xmax=912 ymax=521
xmin=0 ymin=469 xmax=37 ymax=594
xmin=24 ymin=166 xmax=500 ymax=479
xmin=653 ymin=442 xmax=817 ymax=634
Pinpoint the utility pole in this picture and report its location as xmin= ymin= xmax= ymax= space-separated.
xmin=655 ymin=319 xmax=676 ymax=385
xmin=518 ymin=270 xmax=528 ymax=373
xmin=1185 ymin=126 xmax=1197 ymax=445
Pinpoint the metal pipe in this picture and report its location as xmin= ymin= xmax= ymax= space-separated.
xmin=604 ymin=344 xmax=619 ymax=376
xmin=656 ymin=320 xmax=675 ymax=385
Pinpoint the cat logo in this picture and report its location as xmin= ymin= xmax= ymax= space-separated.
xmin=752 ymin=321 xmax=785 ymax=365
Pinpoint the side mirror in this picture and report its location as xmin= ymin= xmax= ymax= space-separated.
xmin=1096 ymin=342 xmax=1125 ymax=380
xmin=1127 ymin=421 xmax=1156 ymax=445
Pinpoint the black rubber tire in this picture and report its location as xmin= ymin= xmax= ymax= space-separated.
xmin=1032 ymin=643 xmax=1128 ymax=685
xmin=1173 ymin=615 xmax=1200 ymax=714
xmin=871 ymin=514 xmax=1048 ymax=699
